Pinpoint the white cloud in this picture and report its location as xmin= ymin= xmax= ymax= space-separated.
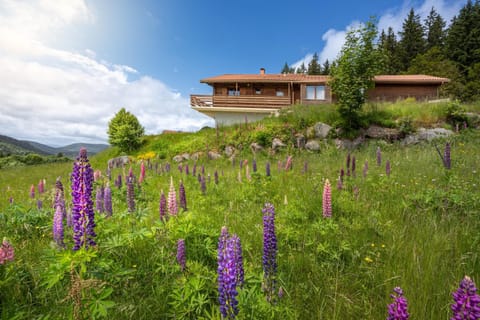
xmin=0 ymin=0 xmax=213 ymax=146
xmin=292 ymin=0 xmax=464 ymax=71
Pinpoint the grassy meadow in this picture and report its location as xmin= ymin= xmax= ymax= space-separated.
xmin=1 ymin=101 xmax=480 ymax=319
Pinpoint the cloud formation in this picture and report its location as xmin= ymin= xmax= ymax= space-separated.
xmin=292 ymin=0 xmax=464 ymax=71
xmin=0 ymin=0 xmax=213 ymax=146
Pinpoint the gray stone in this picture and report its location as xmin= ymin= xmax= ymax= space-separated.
xmin=181 ymin=153 xmax=190 ymax=160
xmin=335 ymin=136 xmax=365 ymax=150
xmin=107 ymin=155 xmax=130 ymax=168
xmin=417 ymin=128 xmax=454 ymax=141
xmin=365 ymin=125 xmax=402 ymax=141
xmin=208 ymin=151 xmax=222 ymax=160
xmin=305 ymin=140 xmax=320 ymax=151
xmin=191 ymin=152 xmax=203 ymax=161
xmin=401 ymin=134 xmax=420 ymax=146
xmin=272 ymin=138 xmax=286 ymax=150
xmin=250 ymin=142 xmax=264 ymax=153
xmin=172 ymin=155 xmax=184 ymax=163
xmin=224 ymin=145 xmax=236 ymax=157
xmin=314 ymin=122 xmax=332 ymax=139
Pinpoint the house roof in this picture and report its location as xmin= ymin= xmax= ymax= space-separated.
xmin=200 ymin=73 xmax=450 ymax=85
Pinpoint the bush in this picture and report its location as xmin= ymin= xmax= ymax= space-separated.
xmin=107 ymin=108 xmax=145 ymax=153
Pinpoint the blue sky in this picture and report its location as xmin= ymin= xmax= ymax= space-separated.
xmin=0 ymin=0 xmax=466 ymax=145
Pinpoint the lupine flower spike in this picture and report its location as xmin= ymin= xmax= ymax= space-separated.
xmin=139 ymin=161 xmax=146 ymax=183
xmin=96 ymin=186 xmax=104 ymax=213
xmin=176 ymin=239 xmax=186 ymax=272
xmin=30 ymin=184 xmax=35 ymax=199
xmin=322 ymin=179 xmax=332 ymax=218
xmin=352 ymin=156 xmax=356 ymax=177
xmin=377 ymin=147 xmax=382 ymax=166
xmin=71 ymin=148 xmax=96 ymax=250
xmin=126 ymin=169 xmax=135 ymax=213
xmin=37 ymin=200 xmax=43 ymax=210
xmin=262 ymin=203 xmax=278 ymax=303
xmin=451 ymin=276 xmax=480 ymax=319
xmin=266 ymin=161 xmax=271 ymax=177
xmin=0 ymin=239 xmax=15 ymax=264
xmin=387 ymin=287 xmax=409 ymax=320
xmin=214 ymin=170 xmax=219 ymax=184
xmin=53 ymin=198 xmax=65 ymax=247
xmin=179 ymin=180 xmax=187 ymax=211
xmin=159 ymin=190 xmax=167 ymax=222
xmin=104 ymin=184 xmax=112 ymax=217
xmin=252 ymin=159 xmax=257 ymax=173
xmin=444 ymin=142 xmax=451 ymax=169
xmin=168 ymin=177 xmax=178 ymax=216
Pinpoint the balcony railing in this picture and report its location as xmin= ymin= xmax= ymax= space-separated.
xmin=190 ymin=95 xmax=291 ymax=109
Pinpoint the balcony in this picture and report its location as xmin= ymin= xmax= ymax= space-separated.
xmin=190 ymin=94 xmax=292 ymax=109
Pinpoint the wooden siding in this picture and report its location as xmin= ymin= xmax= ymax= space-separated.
xmin=368 ymin=84 xmax=440 ymax=102
xmin=212 ymin=95 xmax=291 ymax=108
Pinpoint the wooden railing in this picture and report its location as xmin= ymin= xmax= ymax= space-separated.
xmin=191 ymin=95 xmax=291 ymax=109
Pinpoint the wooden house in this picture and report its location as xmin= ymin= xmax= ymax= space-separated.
xmin=191 ymin=68 xmax=449 ymax=125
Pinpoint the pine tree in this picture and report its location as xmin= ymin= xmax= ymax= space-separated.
xmin=424 ymin=7 xmax=446 ymax=50
xmin=281 ymin=62 xmax=291 ymax=74
xmin=379 ymin=27 xmax=401 ymax=74
xmin=307 ymin=53 xmax=322 ymax=75
xmin=445 ymin=0 xmax=480 ymax=76
xmin=322 ymin=59 xmax=331 ymax=75
xmin=296 ymin=62 xmax=307 ymax=74
xmin=398 ymin=8 xmax=426 ymax=71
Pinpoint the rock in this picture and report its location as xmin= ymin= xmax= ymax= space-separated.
xmin=272 ymin=138 xmax=286 ymax=150
xmin=208 ymin=151 xmax=222 ymax=160
xmin=172 ymin=155 xmax=184 ymax=163
xmin=295 ymin=134 xmax=306 ymax=149
xmin=417 ymin=128 xmax=453 ymax=141
xmin=401 ymin=134 xmax=420 ymax=146
xmin=224 ymin=145 xmax=236 ymax=157
xmin=191 ymin=152 xmax=203 ymax=161
xmin=305 ymin=140 xmax=320 ymax=151
xmin=250 ymin=142 xmax=264 ymax=153
xmin=314 ymin=122 xmax=332 ymax=139
xmin=107 ymin=156 xmax=130 ymax=168
xmin=334 ymin=136 xmax=365 ymax=150
xmin=365 ymin=125 xmax=402 ymax=141
xmin=181 ymin=153 xmax=190 ymax=160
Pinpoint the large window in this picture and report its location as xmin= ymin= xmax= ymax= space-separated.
xmin=306 ymin=85 xmax=325 ymax=100
xmin=228 ymin=88 xmax=240 ymax=96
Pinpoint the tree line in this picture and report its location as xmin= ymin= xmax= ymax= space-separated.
xmin=281 ymin=0 xmax=480 ymax=102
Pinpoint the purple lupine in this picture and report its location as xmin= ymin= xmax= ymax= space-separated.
xmin=337 ymin=175 xmax=343 ymax=191
xmin=444 ymin=142 xmax=451 ymax=169
xmin=95 ymin=186 xmax=104 ymax=213
xmin=387 ymin=287 xmax=409 ymax=320
xmin=0 ymin=239 xmax=15 ymax=264
xmin=159 ymin=190 xmax=167 ymax=222
xmin=266 ymin=161 xmax=271 ymax=177
xmin=168 ymin=177 xmax=178 ymax=216
xmin=201 ymin=165 xmax=205 ymax=175
xmin=179 ymin=180 xmax=187 ymax=211
xmin=363 ymin=160 xmax=368 ymax=178
xmin=346 ymin=153 xmax=351 ymax=176
xmin=322 ymin=179 xmax=332 ymax=218
xmin=340 ymin=168 xmax=345 ymax=182
xmin=71 ymin=148 xmax=96 ymax=250
xmin=37 ymin=199 xmax=43 ymax=210
xmin=165 ymin=162 xmax=171 ymax=173
xmin=200 ymin=175 xmax=207 ymax=195
xmin=239 ymin=160 xmax=243 ymax=170
xmin=30 ymin=184 xmax=35 ymax=199
xmin=377 ymin=147 xmax=382 ymax=166
xmin=53 ymin=200 xmax=65 ymax=247
xmin=55 ymin=178 xmax=66 ymax=219
xmin=193 ymin=163 xmax=197 ymax=177
xmin=197 ymin=173 xmax=202 ymax=183
xmin=451 ymin=276 xmax=480 ymax=319
xmin=178 ymin=163 xmax=183 ymax=174
xmin=386 ymin=160 xmax=391 ymax=177
xmin=352 ymin=156 xmax=356 ymax=177
xmin=116 ymin=174 xmax=122 ymax=189
xmin=185 ymin=164 xmax=189 ymax=175
xmin=104 ymin=184 xmax=112 ymax=217
xmin=262 ymin=203 xmax=278 ymax=302
xmin=9 ymin=197 xmax=13 ymax=204
xmin=252 ymin=159 xmax=257 ymax=173
xmin=230 ymin=234 xmax=244 ymax=288
xmin=126 ymin=170 xmax=135 ymax=213
xmin=217 ymin=226 xmax=240 ymax=319
xmin=214 ymin=170 xmax=219 ymax=184
xmin=176 ymin=239 xmax=186 ymax=272
xmin=139 ymin=161 xmax=146 ymax=183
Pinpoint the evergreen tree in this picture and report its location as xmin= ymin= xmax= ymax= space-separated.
xmin=307 ymin=53 xmax=322 ymax=75
xmin=296 ymin=62 xmax=307 ymax=74
xmin=107 ymin=108 xmax=145 ymax=152
xmin=398 ymin=8 xmax=426 ymax=71
xmin=379 ymin=27 xmax=401 ymax=74
xmin=445 ymin=0 xmax=480 ymax=76
xmin=322 ymin=59 xmax=331 ymax=75
xmin=424 ymin=7 xmax=446 ymax=50
xmin=281 ymin=62 xmax=291 ymax=74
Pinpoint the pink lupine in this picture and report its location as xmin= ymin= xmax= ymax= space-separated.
xmin=139 ymin=161 xmax=146 ymax=183
xmin=168 ymin=177 xmax=178 ymax=216
xmin=30 ymin=184 xmax=35 ymax=199
xmin=322 ymin=179 xmax=332 ymax=218
xmin=0 ymin=239 xmax=14 ymax=264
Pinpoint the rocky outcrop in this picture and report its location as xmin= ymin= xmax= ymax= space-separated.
xmin=365 ymin=125 xmax=402 ymax=141
xmin=272 ymin=138 xmax=286 ymax=150
xmin=335 ymin=136 xmax=365 ymax=150
xmin=208 ymin=151 xmax=222 ymax=160
xmin=313 ymin=122 xmax=332 ymax=139
xmin=250 ymin=142 xmax=264 ymax=153
xmin=224 ymin=145 xmax=236 ymax=157
xmin=305 ymin=140 xmax=320 ymax=151
xmin=402 ymin=128 xmax=454 ymax=145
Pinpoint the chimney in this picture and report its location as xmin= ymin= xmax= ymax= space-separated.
xmin=260 ymin=68 xmax=265 ymax=75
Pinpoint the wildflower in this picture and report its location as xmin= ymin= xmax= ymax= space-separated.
xmin=96 ymin=186 xmax=104 ymax=213
xmin=126 ymin=170 xmax=135 ymax=213
xmin=93 ymin=170 xmax=102 ymax=182
xmin=262 ymin=203 xmax=278 ymax=302
xmin=377 ymin=147 xmax=382 ymax=166
xmin=386 ymin=160 xmax=391 ymax=177
xmin=285 ymin=156 xmax=293 ymax=171
xmin=168 ymin=177 xmax=178 ymax=216
xmin=214 ymin=170 xmax=219 ymax=184
xmin=104 ymin=184 xmax=112 ymax=217
xmin=185 ymin=164 xmax=189 ymax=175
xmin=352 ymin=156 xmax=356 ymax=177
xmin=38 ymin=179 xmax=45 ymax=194
xmin=387 ymin=287 xmax=409 ymax=320
xmin=165 ymin=162 xmax=171 ymax=172
xmin=37 ymin=199 xmax=42 ymax=210
xmin=201 ymin=175 xmax=207 ymax=194
xmin=322 ymin=179 xmax=332 ymax=218
xmin=115 ymin=174 xmax=122 ymax=189
xmin=53 ymin=200 xmax=65 ymax=247
xmin=71 ymin=148 xmax=96 ymax=250
xmin=192 ymin=163 xmax=197 ymax=176
xmin=346 ymin=153 xmax=351 ymax=176
xmin=217 ymin=226 xmax=240 ymax=319
xmin=278 ymin=287 xmax=284 ymax=298
xmin=30 ymin=184 xmax=35 ymax=199
xmin=139 ymin=161 xmax=146 ymax=183
xmin=252 ymin=159 xmax=257 ymax=172
xmin=178 ymin=163 xmax=183 ymax=174
xmin=55 ymin=178 xmax=66 ymax=218
xmin=451 ymin=276 xmax=480 ymax=319
xmin=0 ymin=239 xmax=15 ymax=264
xmin=337 ymin=175 xmax=343 ymax=191
xmin=176 ymin=239 xmax=186 ymax=272
xmin=230 ymin=234 xmax=244 ymax=287
xmin=266 ymin=161 xmax=271 ymax=177
xmin=364 ymin=256 xmax=373 ymax=263
xmin=159 ymin=190 xmax=167 ymax=222
xmin=340 ymin=168 xmax=344 ymax=181
xmin=179 ymin=180 xmax=187 ymax=211
xmin=444 ymin=142 xmax=451 ymax=169
xmin=9 ymin=197 xmax=13 ymax=204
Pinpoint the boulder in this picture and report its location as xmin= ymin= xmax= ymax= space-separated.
xmin=313 ymin=122 xmax=332 ymax=139
xmin=272 ymin=138 xmax=286 ymax=150
xmin=417 ymin=128 xmax=453 ymax=141
xmin=181 ymin=153 xmax=190 ymax=160
xmin=208 ymin=151 xmax=222 ymax=160
xmin=224 ymin=145 xmax=236 ymax=157
xmin=365 ymin=125 xmax=402 ymax=141
xmin=305 ymin=140 xmax=320 ymax=151
xmin=250 ymin=142 xmax=264 ymax=153
xmin=401 ymin=134 xmax=420 ymax=146
xmin=172 ymin=155 xmax=184 ymax=163
xmin=191 ymin=152 xmax=203 ymax=161
xmin=335 ymin=136 xmax=365 ymax=150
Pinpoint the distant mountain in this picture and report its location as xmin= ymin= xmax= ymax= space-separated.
xmin=0 ymin=134 xmax=109 ymax=158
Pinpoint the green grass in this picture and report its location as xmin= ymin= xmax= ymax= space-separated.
xmin=1 ymin=103 xmax=480 ymax=319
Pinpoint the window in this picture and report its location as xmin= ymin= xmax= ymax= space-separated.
xmin=276 ymin=90 xmax=284 ymax=97
xmin=228 ymin=88 xmax=240 ymax=96
xmin=255 ymin=88 xmax=262 ymax=95
xmin=306 ymin=85 xmax=325 ymax=100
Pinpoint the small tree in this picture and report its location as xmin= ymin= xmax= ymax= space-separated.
xmin=329 ymin=18 xmax=383 ymax=131
xmin=107 ymin=108 xmax=145 ymax=152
